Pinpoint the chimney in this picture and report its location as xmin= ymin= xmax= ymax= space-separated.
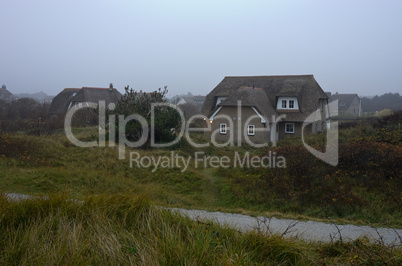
xmin=1 ymin=84 xmax=5 ymax=90
xmin=109 ymin=83 xmax=113 ymax=91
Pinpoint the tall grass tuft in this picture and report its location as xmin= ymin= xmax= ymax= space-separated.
xmin=0 ymin=193 xmax=401 ymax=264
xmin=0 ymin=192 xmax=313 ymax=265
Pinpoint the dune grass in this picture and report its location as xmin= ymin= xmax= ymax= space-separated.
xmin=0 ymin=112 xmax=401 ymax=229
xmin=0 ymin=193 xmax=400 ymax=265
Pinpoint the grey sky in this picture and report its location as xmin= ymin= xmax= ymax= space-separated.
xmin=1 ymin=0 xmax=401 ymax=97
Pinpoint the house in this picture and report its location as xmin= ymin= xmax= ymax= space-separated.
xmin=177 ymin=95 xmax=206 ymax=108
xmin=201 ymin=75 xmax=329 ymax=145
xmin=327 ymin=93 xmax=362 ymax=117
xmin=0 ymin=85 xmax=16 ymax=102
xmin=49 ymin=84 xmax=122 ymax=120
xmin=176 ymin=95 xmax=206 ymax=117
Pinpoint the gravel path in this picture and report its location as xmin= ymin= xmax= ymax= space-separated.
xmin=4 ymin=193 xmax=401 ymax=245
xmin=169 ymin=208 xmax=402 ymax=245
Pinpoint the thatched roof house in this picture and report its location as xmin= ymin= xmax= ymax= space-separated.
xmin=0 ymin=85 xmax=16 ymax=102
xmin=49 ymin=85 xmax=122 ymax=118
xmin=202 ymin=75 xmax=329 ymax=144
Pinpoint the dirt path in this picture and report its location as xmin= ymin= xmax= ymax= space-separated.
xmin=4 ymin=193 xmax=402 ymax=245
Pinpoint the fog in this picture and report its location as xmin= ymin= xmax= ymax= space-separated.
xmin=1 ymin=0 xmax=401 ymax=97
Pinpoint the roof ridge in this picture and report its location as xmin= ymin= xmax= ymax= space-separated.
xmin=82 ymin=87 xmax=116 ymax=90
xmin=331 ymin=93 xmax=358 ymax=96
xmin=224 ymin=74 xmax=314 ymax=78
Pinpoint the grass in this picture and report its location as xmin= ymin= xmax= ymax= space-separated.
xmin=0 ymin=193 xmax=400 ymax=265
xmin=0 ymin=112 xmax=401 ymax=229
xmin=0 ymin=113 xmax=401 ymax=264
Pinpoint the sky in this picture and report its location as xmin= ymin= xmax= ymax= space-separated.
xmin=1 ymin=0 xmax=401 ymax=97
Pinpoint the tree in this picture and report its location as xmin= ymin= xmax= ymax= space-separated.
xmin=110 ymin=86 xmax=182 ymax=148
xmin=361 ymin=93 xmax=402 ymax=112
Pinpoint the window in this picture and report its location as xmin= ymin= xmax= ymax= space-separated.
xmin=220 ymin=123 xmax=227 ymax=134
xmin=285 ymin=123 xmax=294 ymax=133
xmin=340 ymin=102 xmax=345 ymax=107
xmin=289 ymin=100 xmax=294 ymax=108
xmin=247 ymin=125 xmax=255 ymax=136
xmin=216 ymin=97 xmax=227 ymax=106
xmin=85 ymin=117 xmax=91 ymax=123
xmin=277 ymin=97 xmax=298 ymax=110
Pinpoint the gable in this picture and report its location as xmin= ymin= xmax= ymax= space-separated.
xmin=329 ymin=94 xmax=359 ymax=111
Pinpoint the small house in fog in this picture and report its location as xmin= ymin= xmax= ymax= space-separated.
xmin=0 ymin=85 xmax=16 ymax=102
xmin=49 ymin=84 xmax=122 ymax=121
xmin=327 ymin=93 xmax=362 ymax=117
xmin=176 ymin=95 xmax=205 ymax=117
xmin=177 ymin=95 xmax=205 ymax=108
xmin=202 ymin=75 xmax=330 ymax=145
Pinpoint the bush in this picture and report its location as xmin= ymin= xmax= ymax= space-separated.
xmin=110 ymin=86 xmax=182 ymax=148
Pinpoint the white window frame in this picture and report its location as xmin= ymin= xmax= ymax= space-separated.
xmin=247 ymin=125 xmax=255 ymax=136
xmin=277 ymin=97 xmax=299 ymax=110
xmin=289 ymin=100 xmax=294 ymax=108
xmin=220 ymin=123 xmax=227 ymax=134
xmin=75 ymin=102 xmax=82 ymax=109
xmin=285 ymin=123 xmax=295 ymax=133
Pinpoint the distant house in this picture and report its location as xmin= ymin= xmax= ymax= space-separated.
xmin=202 ymin=75 xmax=329 ymax=145
xmin=49 ymin=84 xmax=122 ymax=120
xmin=176 ymin=95 xmax=206 ymax=117
xmin=0 ymin=85 xmax=16 ymax=102
xmin=327 ymin=93 xmax=362 ymax=117
xmin=177 ymin=95 xmax=205 ymax=108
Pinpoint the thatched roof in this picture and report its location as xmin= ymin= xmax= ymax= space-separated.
xmin=72 ymin=87 xmax=122 ymax=106
xmin=48 ymin=88 xmax=81 ymax=115
xmin=217 ymin=87 xmax=277 ymax=119
xmin=202 ymin=75 xmax=328 ymax=122
xmin=178 ymin=95 xmax=205 ymax=107
xmin=329 ymin=93 xmax=359 ymax=111
xmin=0 ymin=85 xmax=16 ymax=102
xmin=49 ymin=87 xmax=122 ymax=115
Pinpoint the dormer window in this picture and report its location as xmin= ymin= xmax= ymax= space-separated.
xmin=277 ymin=97 xmax=299 ymax=111
xmin=216 ymin=97 xmax=227 ymax=106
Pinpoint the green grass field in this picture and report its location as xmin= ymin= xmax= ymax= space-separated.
xmin=0 ymin=112 xmax=401 ymax=264
xmin=0 ymin=115 xmax=401 ymax=227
